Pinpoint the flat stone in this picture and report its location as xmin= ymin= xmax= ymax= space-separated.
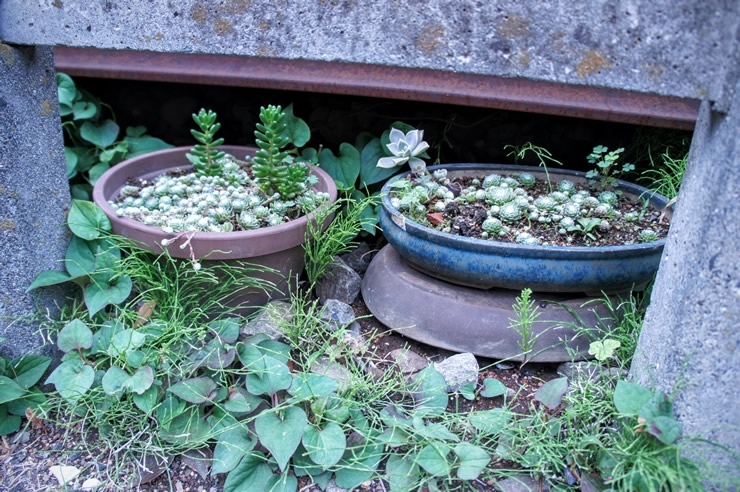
xmin=495 ymin=475 xmax=550 ymax=492
xmin=319 ymin=299 xmax=356 ymax=332
xmin=310 ymin=357 xmax=352 ymax=392
xmin=241 ymin=300 xmax=293 ymax=339
xmin=316 ymin=256 xmax=362 ymax=304
xmin=434 ymin=353 xmax=479 ymax=392
xmin=340 ymin=242 xmax=375 ymax=274
xmin=362 ymin=245 xmax=608 ymax=362
xmin=388 ymin=348 xmax=429 ymax=375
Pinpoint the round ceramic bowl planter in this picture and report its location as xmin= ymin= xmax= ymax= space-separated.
xmin=93 ymin=145 xmax=338 ymax=310
xmin=379 ymin=163 xmax=673 ymax=295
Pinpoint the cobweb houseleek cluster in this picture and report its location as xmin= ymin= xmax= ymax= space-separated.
xmin=378 ymin=127 xmax=663 ymax=246
xmin=108 ymin=106 xmax=329 ymax=233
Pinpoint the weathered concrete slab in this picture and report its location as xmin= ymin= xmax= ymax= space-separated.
xmin=0 ymin=44 xmax=71 ymax=359
xmin=0 ymin=1 xmax=737 ymax=107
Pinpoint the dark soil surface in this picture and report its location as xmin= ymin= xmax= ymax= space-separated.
xmin=394 ymin=173 xmax=671 ymax=248
xmin=1 ymin=293 xmax=562 ymax=492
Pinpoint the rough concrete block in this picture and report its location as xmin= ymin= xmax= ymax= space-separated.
xmin=0 ymin=43 xmax=71 ymax=359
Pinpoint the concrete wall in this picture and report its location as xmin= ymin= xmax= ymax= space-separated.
xmin=0 ymin=44 xmax=71 ymax=359
xmin=0 ymin=1 xmax=737 ymax=108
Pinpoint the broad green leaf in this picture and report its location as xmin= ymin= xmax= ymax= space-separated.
xmin=469 ymin=408 xmax=512 ymax=435
xmin=26 ymin=269 xmax=72 ymax=291
xmin=127 ymin=366 xmax=154 ymax=394
xmin=45 ymin=359 xmax=95 ymax=403
xmin=107 ymin=328 xmax=146 ymax=357
xmin=265 ymin=472 xmax=298 ymax=492
xmin=87 ymin=162 xmax=110 ymax=185
xmin=126 ymin=125 xmax=147 ymax=138
xmin=412 ymin=416 xmax=459 ymax=442
xmin=65 ymin=146 xmax=79 ymax=178
xmin=167 ymin=377 xmax=217 ymax=404
xmin=133 ymin=385 xmax=159 ymax=414
xmin=413 ymin=366 xmax=448 ymax=417
xmin=223 ymin=387 xmax=261 ymax=415
xmin=283 ymin=103 xmax=311 ymax=147
xmin=318 ymin=143 xmax=361 ymax=191
xmin=64 ymin=235 xmax=97 ymax=278
xmin=639 ymin=390 xmax=674 ymax=420
xmin=613 ymin=380 xmax=653 ymax=415
xmin=212 ymin=426 xmax=257 ymax=475
xmin=91 ymin=319 xmax=124 ymax=354
xmin=156 ymin=393 xmax=186 ymax=429
xmin=72 ymin=100 xmax=97 ymax=120
xmin=0 ymin=376 xmax=25 ymax=404
xmin=459 ymin=382 xmax=476 ymax=400
xmin=80 ymin=119 xmax=119 ymax=148
xmin=454 ymin=443 xmax=490 ymax=480
xmin=84 ymin=274 xmax=132 ymax=316
xmin=0 ymin=406 xmax=21 ymax=435
xmin=302 ymin=422 xmax=346 ymax=469
xmin=11 ymin=355 xmax=51 ymax=389
xmin=334 ymin=443 xmax=383 ymax=489
xmin=245 ymin=355 xmax=292 ymax=397
xmin=480 ymin=377 xmax=507 ymax=398
xmin=288 ymin=373 xmax=339 ymax=400
xmin=68 ymin=199 xmax=111 ymax=240
xmin=6 ymin=387 xmax=46 ymax=415
xmin=256 ymin=340 xmax=291 ymax=364
xmin=378 ymin=426 xmax=411 ymax=448
xmin=223 ymin=452 xmax=272 ymax=492
xmin=56 ymin=73 xmax=76 ymax=108
xmin=254 ymin=406 xmax=307 ymax=472
xmin=386 ymin=453 xmax=420 ymax=491
xmin=102 ymin=366 xmax=129 ymax=395
xmin=57 ymin=319 xmax=94 ymax=352
xmin=588 ymin=339 xmax=621 ymax=362
xmin=209 ymin=318 xmax=240 ymax=343
xmin=159 ymin=407 xmax=210 ymax=443
xmin=416 ymin=442 xmax=451 ymax=477
xmin=535 ymin=376 xmax=568 ymax=410
xmin=647 ymin=415 xmax=681 ymax=445
xmin=359 ymin=138 xmax=399 ymax=186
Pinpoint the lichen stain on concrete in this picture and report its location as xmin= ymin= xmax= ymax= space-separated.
xmin=218 ymin=0 xmax=251 ymax=15
xmin=642 ymin=62 xmax=664 ymax=84
xmin=40 ymin=99 xmax=54 ymax=116
xmin=257 ymin=45 xmax=276 ymax=57
xmin=191 ymin=4 xmax=207 ymax=24
xmin=0 ymin=185 xmax=19 ymax=200
xmin=0 ymin=43 xmax=16 ymax=66
xmin=52 ymin=0 xmax=63 ymax=8
xmin=0 ymin=220 xmax=16 ymax=231
xmin=213 ymin=18 xmax=233 ymax=35
xmin=258 ymin=20 xmax=270 ymax=31
xmin=415 ymin=25 xmax=446 ymax=56
xmin=517 ymin=49 xmax=531 ymax=68
xmin=576 ymin=50 xmax=611 ymax=77
xmin=496 ymin=14 xmax=530 ymax=39
xmin=154 ymin=33 xmax=164 ymax=41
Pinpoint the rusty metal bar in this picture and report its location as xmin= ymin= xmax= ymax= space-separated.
xmin=54 ymin=46 xmax=698 ymax=130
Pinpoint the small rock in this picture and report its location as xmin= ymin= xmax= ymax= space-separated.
xmin=49 ymin=465 xmax=81 ymax=486
xmin=315 ymin=257 xmax=362 ymax=304
xmin=319 ymin=299 xmax=356 ymax=332
xmin=495 ymin=475 xmax=550 ymax=492
xmin=388 ymin=348 xmax=429 ymax=375
xmin=181 ymin=447 xmax=211 ymax=480
xmin=343 ymin=324 xmax=368 ymax=354
xmin=325 ymin=478 xmax=349 ymax=492
xmin=557 ymin=362 xmax=626 ymax=384
xmin=340 ymin=242 xmax=375 ymax=274
xmin=310 ymin=357 xmax=352 ymax=392
xmin=434 ymin=353 xmax=479 ymax=392
xmin=241 ymin=300 xmax=293 ymax=339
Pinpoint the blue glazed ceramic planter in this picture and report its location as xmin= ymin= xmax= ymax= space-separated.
xmin=380 ymin=164 xmax=672 ymax=294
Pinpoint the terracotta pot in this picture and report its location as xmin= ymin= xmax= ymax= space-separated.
xmin=93 ymin=145 xmax=338 ymax=309
xmin=380 ymin=164 xmax=672 ymax=294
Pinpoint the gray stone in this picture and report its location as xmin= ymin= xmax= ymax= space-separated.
xmin=434 ymin=353 xmax=479 ymax=392
xmin=324 ymin=479 xmax=348 ymax=492
xmin=241 ymin=300 xmax=293 ymax=339
xmin=319 ymin=299 xmax=356 ymax=332
xmin=339 ymin=242 xmax=374 ymax=274
xmin=310 ymin=356 xmax=352 ymax=392
xmin=495 ymin=475 xmax=549 ymax=492
xmin=315 ymin=257 xmax=362 ymax=305
xmin=0 ymin=44 xmax=71 ymax=360
xmin=342 ymin=323 xmax=367 ymax=355
xmin=388 ymin=348 xmax=429 ymax=375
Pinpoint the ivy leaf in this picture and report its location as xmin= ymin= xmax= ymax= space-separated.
xmin=480 ymin=377 xmax=507 ymax=398
xmin=454 ymin=442 xmax=490 ymax=480
xmin=254 ymin=406 xmax=307 ymax=472
xmin=535 ymin=377 xmax=568 ymax=410
xmin=302 ymin=422 xmax=346 ymax=469
xmin=57 ymin=319 xmax=94 ymax=352
xmin=588 ymin=339 xmax=621 ymax=361
xmin=416 ymin=442 xmax=451 ymax=477
xmin=80 ymin=119 xmax=119 ymax=148
xmin=67 ymin=199 xmax=111 ymax=240
xmin=167 ymin=377 xmax=217 ymax=404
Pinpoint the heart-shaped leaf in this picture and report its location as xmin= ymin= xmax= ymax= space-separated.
xmin=318 ymin=143 xmax=360 ymax=191
xmin=386 ymin=453 xmax=420 ymax=491
xmin=469 ymin=408 xmax=512 ymax=435
xmin=535 ymin=377 xmax=568 ymax=410
xmin=45 ymin=359 xmax=95 ymax=403
xmin=302 ymin=422 xmax=346 ymax=469
xmin=106 ymin=328 xmax=146 ymax=357
xmin=208 ymin=318 xmax=240 ymax=343
xmin=57 ymin=319 xmax=93 ymax=353
xmin=245 ymin=355 xmax=292 ymax=397
xmin=10 ymin=355 xmax=52 ymax=389
xmin=26 ymin=270 xmax=72 ymax=291
xmin=284 ymin=103 xmax=311 ymax=147
xmin=454 ymin=442 xmax=490 ymax=480
xmin=334 ymin=443 xmax=383 ymax=489
xmin=646 ymin=415 xmax=681 ymax=445
xmin=480 ymin=377 xmax=507 ymax=398
xmin=613 ymin=380 xmax=653 ymax=415
xmin=56 ymin=73 xmax=76 ymax=108
xmin=416 ymin=442 xmax=451 ymax=477
xmin=123 ymin=134 xmax=173 ymax=158
xmin=212 ymin=425 xmax=257 ymax=475
xmin=67 ymin=199 xmax=111 ymax=240
xmin=223 ymin=387 xmax=261 ymax=415
xmin=223 ymin=452 xmax=272 ymax=492
xmin=0 ymin=406 xmax=22 ymax=435
xmin=80 ymin=119 xmax=119 ymax=148
xmin=167 ymin=377 xmax=217 ymax=404
xmin=64 ymin=235 xmax=97 ymax=278
xmin=412 ymin=416 xmax=459 ymax=442
xmin=254 ymin=406 xmax=307 ymax=472
xmin=72 ymin=100 xmax=97 ymax=120
xmin=102 ymin=366 xmax=130 ymax=395
xmin=133 ymin=386 xmax=159 ymax=414
xmin=288 ymin=373 xmax=338 ymax=400
xmin=359 ymin=138 xmax=399 ymax=186
xmin=265 ymin=472 xmax=298 ymax=492
xmin=413 ymin=366 xmax=448 ymax=417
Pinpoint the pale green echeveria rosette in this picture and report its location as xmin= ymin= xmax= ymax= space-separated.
xmin=376 ymin=128 xmax=430 ymax=175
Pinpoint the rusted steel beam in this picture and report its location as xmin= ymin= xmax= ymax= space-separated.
xmin=54 ymin=46 xmax=698 ymax=130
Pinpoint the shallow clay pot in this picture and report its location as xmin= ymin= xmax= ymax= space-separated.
xmin=380 ymin=163 xmax=672 ymax=295
xmin=93 ymin=145 xmax=338 ymax=309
